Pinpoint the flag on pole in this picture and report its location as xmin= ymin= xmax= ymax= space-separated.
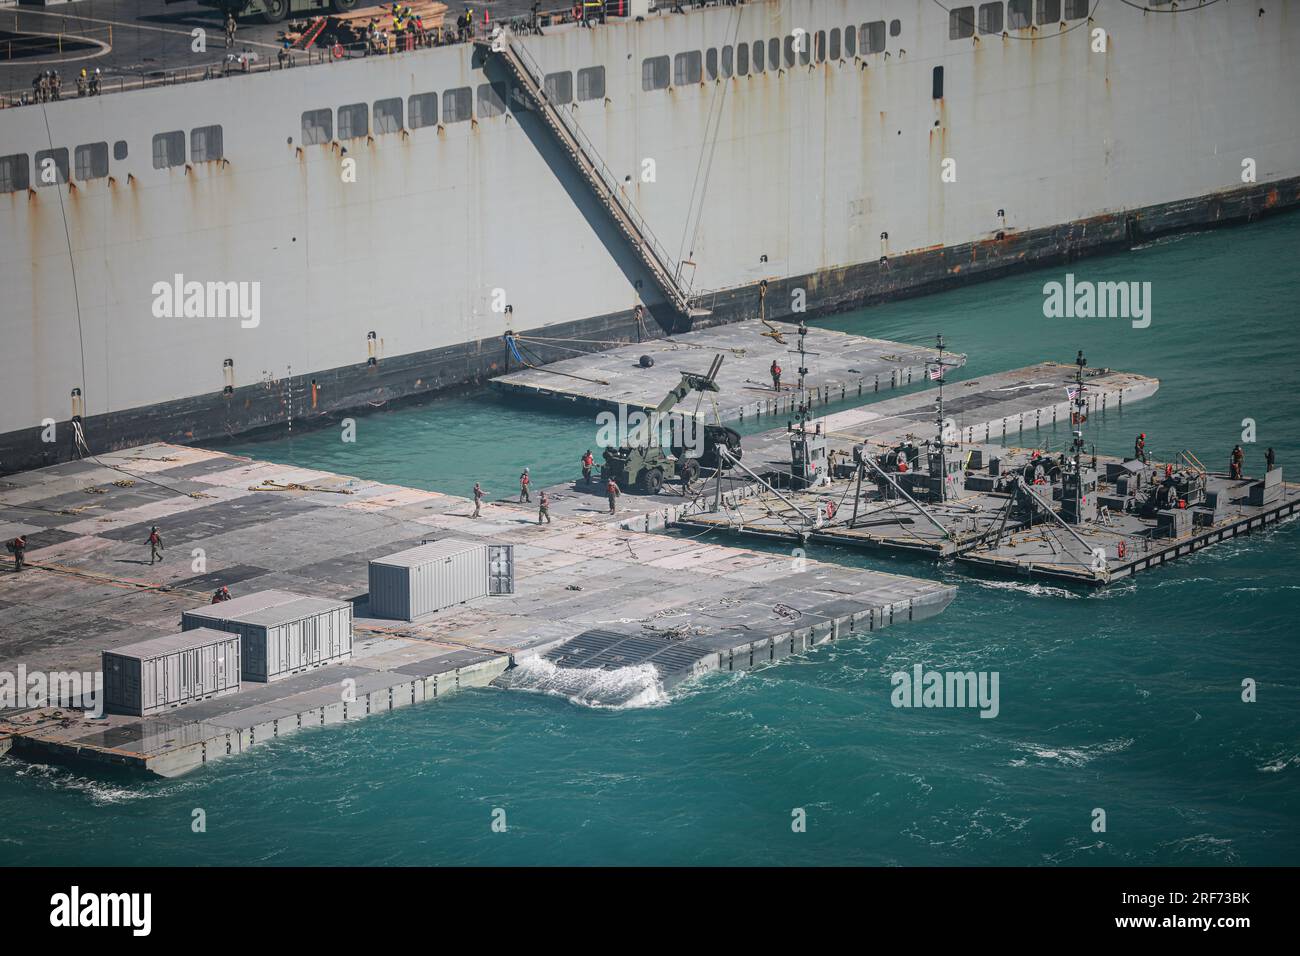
xmin=1066 ymin=385 xmax=1081 ymax=401
xmin=928 ymin=364 xmax=945 ymax=381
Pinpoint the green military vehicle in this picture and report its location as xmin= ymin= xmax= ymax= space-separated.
xmin=600 ymin=354 xmax=742 ymax=495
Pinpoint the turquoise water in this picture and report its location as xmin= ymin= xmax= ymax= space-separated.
xmin=3 ymin=215 xmax=1298 ymax=866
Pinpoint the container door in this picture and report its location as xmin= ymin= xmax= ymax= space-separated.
xmin=488 ymin=544 xmax=515 ymax=595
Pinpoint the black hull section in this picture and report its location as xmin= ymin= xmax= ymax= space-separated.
xmin=2 ymin=177 xmax=1296 ymax=476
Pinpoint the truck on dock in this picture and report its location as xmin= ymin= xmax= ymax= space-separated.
xmin=601 ymin=354 xmax=741 ymax=494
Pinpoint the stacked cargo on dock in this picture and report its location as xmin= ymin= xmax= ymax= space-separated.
xmin=181 ymin=590 xmax=353 ymax=683
xmin=368 ymin=539 xmax=509 ymax=621
xmin=102 ymin=628 xmax=242 ymax=717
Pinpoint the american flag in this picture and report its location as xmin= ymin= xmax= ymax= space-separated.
xmin=928 ymin=364 xmax=945 ymax=381
xmin=1066 ymin=385 xmax=1081 ymax=401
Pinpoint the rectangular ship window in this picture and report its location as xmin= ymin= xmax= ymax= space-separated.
xmin=844 ymin=25 xmax=856 ymax=56
xmin=1008 ymin=0 xmax=1032 ymax=28
xmin=950 ymin=7 xmax=976 ymax=39
xmin=783 ymin=34 xmax=796 ymax=68
xmin=674 ymin=51 xmax=702 ymax=85
xmin=979 ymin=3 xmax=1004 ymax=34
xmin=932 ymin=66 xmax=944 ymax=100
xmin=1064 ymin=0 xmax=1089 ymax=17
xmin=799 ymin=33 xmax=811 ymax=65
xmin=815 ymin=30 xmax=825 ymax=63
xmin=721 ymin=45 xmax=733 ymax=78
xmin=577 ymin=66 xmax=605 ymax=100
xmin=408 ymin=92 xmax=437 ymax=128
xmin=752 ymin=40 xmax=764 ymax=72
xmin=642 ymin=55 xmax=669 ymax=91
xmin=75 ymin=143 xmax=108 ymax=180
xmin=862 ymin=21 xmax=886 ymax=54
xmin=443 ymin=87 xmax=472 ymax=122
xmin=829 ymin=28 xmax=841 ymax=61
xmin=374 ymin=98 xmax=403 ymax=134
xmin=769 ymin=38 xmax=780 ymax=69
xmin=1037 ymin=0 xmax=1062 ymax=22
xmin=736 ymin=43 xmax=748 ymax=76
xmin=190 ymin=125 xmax=223 ymax=162
xmin=545 ymin=71 xmax=573 ymax=104
xmin=301 ymin=109 xmax=332 ymax=144
xmin=477 ymin=83 xmax=507 ymax=117
xmin=34 ymin=148 xmax=69 ymax=185
xmin=337 ymin=103 xmax=368 ymax=139
xmin=2 ymin=153 xmax=30 ymax=192
xmin=706 ymin=48 xmax=718 ymax=80
xmin=891 ymin=19 xmax=902 ymax=36
xmin=151 ymin=131 xmax=185 ymax=169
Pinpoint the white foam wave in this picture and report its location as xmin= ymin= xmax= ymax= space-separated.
xmin=968 ymin=578 xmax=1081 ymax=599
xmin=501 ymin=656 xmax=667 ymax=710
xmin=1010 ymin=737 xmax=1134 ymax=768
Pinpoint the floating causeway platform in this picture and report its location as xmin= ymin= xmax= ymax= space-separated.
xmin=0 ymin=444 xmax=954 ymax=776
xmin=492 ymin=319 xmax=964 ymax=424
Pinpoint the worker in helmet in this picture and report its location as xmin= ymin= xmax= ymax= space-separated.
xmin=1134 ymin=433 xmax=1147 ymax=463
xmin=77 ymin=68 xmax=88 ymax=97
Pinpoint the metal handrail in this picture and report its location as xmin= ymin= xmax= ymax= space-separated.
xmin=504 ymin=31 xmax=692 ymax=304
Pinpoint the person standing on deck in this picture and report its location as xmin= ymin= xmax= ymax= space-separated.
xmin=472 ymin=481 xmax=484 ymax=518
xmin=1266 ymin=447 xmax=1276 ymax=472
xmin=1230 ymin=445 xmax=1245 ymax=480
xmin=581 ymin=450 xmax=594 ymax=485
xmin=606 ymin=478 xmax=621 ymax=514
xmin=6 ymin=535 xmax=26 ymax=572
xmin=771 ymin=359 xmax=782 ymax=391
xmin=538 ymin=491 xmax=552 ymax=524
xmin=147 ymin=526 xmax=164 ymax=565
xmin=225 ymin=13 xmax=237 ymax=50
xmin=519 ymin=467 xmax=532 ymax=503
xmin=1134 ymin=433 xmax=1147 ymax=463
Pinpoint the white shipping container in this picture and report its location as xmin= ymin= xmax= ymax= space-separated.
xmin=102 ymin=628 xmax=242 ymax=717
xmin=181 ymin=590 xmax=353 ymax=683
xmin=369 ymin=539 xmax=490 ymax=621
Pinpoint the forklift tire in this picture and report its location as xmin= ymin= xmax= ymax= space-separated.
xmin=332 ymin=0 xmax=360 ymax=11
xmin=261 ymin=0 xmax=289 ymax=24
xmin=640 ymin=468 xmax=664 ymax=495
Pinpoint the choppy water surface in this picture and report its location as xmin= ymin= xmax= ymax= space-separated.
xmin=3 ymin=216 xmax=1297 ymax=866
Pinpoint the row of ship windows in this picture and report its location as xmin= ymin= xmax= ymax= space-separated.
xmin=0 ymin=127 xmax=223 ymax=192
xmin=641 ymin=20 xmax=903 ymax=90
xmin=301 ymin=68 xmax=608 ymax=142
xmin=950 ymin=0 xmax=1090 ymax=39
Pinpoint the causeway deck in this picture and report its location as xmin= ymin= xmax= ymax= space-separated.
xmin=492 ymin=319 xmax=964 ymax=424
xmin=0 ymin=442 xmax=954 ymax=776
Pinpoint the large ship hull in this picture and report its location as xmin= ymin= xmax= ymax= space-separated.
xmin=2 ymin=0 xmax=1298 ymax=472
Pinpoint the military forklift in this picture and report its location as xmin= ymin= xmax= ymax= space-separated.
xmin=601 ymin=354 xmax=742 ymax=495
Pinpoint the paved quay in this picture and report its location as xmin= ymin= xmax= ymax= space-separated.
xmin=0 ymin=443 xmax=955 ymax=776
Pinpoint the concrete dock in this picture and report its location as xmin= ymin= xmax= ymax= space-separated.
xmin=0 ymin=444 xmax=955 ymax=776
xmin=492 ymin=319 xmax=965 ymax=424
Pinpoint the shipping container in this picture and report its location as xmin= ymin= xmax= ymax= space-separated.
xmin=488 ymin=544 xmax=515 ymax=595
xmin=181 ymin=590 xmax=353 ymax=683
xmin=102 ymin=628 xmax=242 ymax=717
xmin=369 ymin=539 xmax=490 ymax=620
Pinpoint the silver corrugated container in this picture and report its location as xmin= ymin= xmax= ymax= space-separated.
xmin=102 ymin=628 xmax=242 ymax=717
xmin=181 ymin=590 xmax=353 ymax=683
xmin=369 ymin=539 xmax=489 ymax=620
